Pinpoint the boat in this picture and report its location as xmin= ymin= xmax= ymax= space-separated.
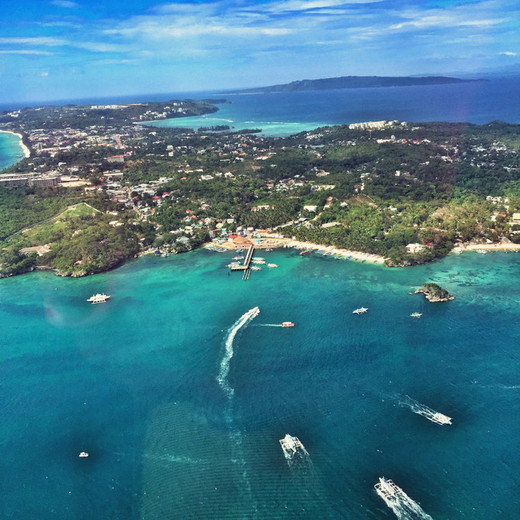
xmin=267 ymin=263 xmax=278 ymax=268
xmin=430 ymin=411 xmax=452 ymax=425
xmin=352 ymin=307 xmax=368 ymax=314
xmin=300 ymin=250 xmax=310 ymax=256
xmin=86 ymin=293 xmax=110 ymax=304
xmin=78 ymin=452 xmax=89 ymax=458
xmin=375 ymin=477 xmax=397 ymax=499
xmin=233 ymin=255 xmax=244 ymax=260
xmin=399 ymin=395 xmax=452 ymax=425
xmin=251 ymin=266 xmax=262 ymax=271
xmin=281 ymin=322 xmax=294 ymax=327
xmin=410 ymin=312 xmax=422 ymax=318
xmin=279 ymin=434 xmax=305 ymax=458
xmin=375 ymin=477 xmax=434 ymax=519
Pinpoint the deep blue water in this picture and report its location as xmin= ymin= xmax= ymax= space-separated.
xmin=1 ymin=249 xmax=519 ymax=519
xmin=146 ymin=77 xmax=520 ymax=136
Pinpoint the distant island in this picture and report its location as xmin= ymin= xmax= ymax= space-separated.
xmin=232 ymin=75 xmax=483 ymax=94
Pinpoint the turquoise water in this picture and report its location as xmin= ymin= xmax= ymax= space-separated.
xmin=1 ymin=249 xmax=519 ymax=519
xmin=145 ymin=77 xmax=520 ymax=136
xmin=0 ymin=132 xmax=25 ymax=170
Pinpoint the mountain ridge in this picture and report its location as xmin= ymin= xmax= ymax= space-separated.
xmin=231 ymin=75 xmax=484 ymax=94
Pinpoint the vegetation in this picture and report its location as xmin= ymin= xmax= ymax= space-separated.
xmin=2 ymin=107 xmax=520 ymax=276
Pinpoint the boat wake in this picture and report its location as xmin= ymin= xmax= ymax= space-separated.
xmin=217 ymin=306 xmax=260 ymax=400
xmin=375 ymin=478 xmax=434 ymax=520
xmin=396 ymin=395 xmax=452 ymax=425
xmin=216 ymin=307 xmax=260 ymax=515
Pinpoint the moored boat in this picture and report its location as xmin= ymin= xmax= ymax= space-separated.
xmin=352 ymin=307 xmax=368 ymax=314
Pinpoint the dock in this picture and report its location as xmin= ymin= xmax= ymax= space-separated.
xmin=230 ymin=245 xmax=255 ymax=271
xmin=229 ymin=245 xmax=255 ymax=280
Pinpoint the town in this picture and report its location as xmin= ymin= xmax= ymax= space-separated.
xmin=1 ymin=99 xmax=520 ymax=277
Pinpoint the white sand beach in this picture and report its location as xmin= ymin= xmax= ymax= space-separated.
xmin=0 ymin=129 xmax=30 ymax=158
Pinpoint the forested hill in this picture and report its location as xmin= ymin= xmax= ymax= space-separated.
xmin=233 ymin=75 xmax=482 ymax=94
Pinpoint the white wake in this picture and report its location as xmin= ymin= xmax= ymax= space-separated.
xmin=216 ymin=306 xmax=260 ymax=399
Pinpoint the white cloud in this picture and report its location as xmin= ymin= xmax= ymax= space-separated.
xmin=51 ymin=0 xmax=78 ymax=8
xmin=0 ymin=50 xmax=54 ymax=55
xmin=41 ymin=71 xmax=49 ymax=77
xmin=500 ymin=51 xmax=517 ymax=56
xmin=0 ymin=36 xmax=65 ymax=46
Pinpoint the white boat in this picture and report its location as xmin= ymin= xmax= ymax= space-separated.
xmin=410 ymin=312 xmax=422 ymax=318
xmin=375 ymin=477 xmax=434 ymax=519
xmin=430 ymin=411 xmax=452 ymax=425
xmin=78 ymin=452 xmax=89 ymax=458
xmin=375 ymin=477 xmax=397 ymax=499
xmin=86 ymin=293 xmax=110 ymax=304
xmin=279 ymin=434 xmax=305 ymax=458
xmin=399 ymin=395 xmax=452 ymax=425
xmin=352 ymin=307 xmax=368 ymax=314
xmin=267 ymin=263 xmax=278 ymax=268
xmin=281 ymin=322 xmax=294 ymax=327
xmin=251 ymin=266 xmax=262 ymax=271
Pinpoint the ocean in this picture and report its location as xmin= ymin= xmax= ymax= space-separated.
xmin=145 ymin=77 xmax=520 ymax=136
xmin=1 ymin=249 xmax=519 ymax=519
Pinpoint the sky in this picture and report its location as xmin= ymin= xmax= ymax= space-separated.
xmin=0 ymin=0 xmax=519 ymax=103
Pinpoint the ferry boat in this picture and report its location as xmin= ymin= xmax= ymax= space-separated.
xmin=86 ymin=293 xmax=110 ymax=304
xmin=352 ymin=307 xmax=368 ymax=314
xmin=279 ymin=434 xmax=305 ymax=458
xmin=430 ymin=411 xmax=452 ymax=425
xmin=410 ymin=312 xmax=422 ymax=318
xmin=281 ymin=322 xmax=294 ymax=327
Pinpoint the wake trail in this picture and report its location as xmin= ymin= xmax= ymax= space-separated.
xmin=216 ymin=306 xmax=260 ymax=516
xmin=394 ymin=394 xmax=452 ymax=425
xmin=217 ymin=306 xmax=260 ymax=400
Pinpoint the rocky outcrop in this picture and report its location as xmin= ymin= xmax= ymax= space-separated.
xmin=415 ymin=283 xmax=454 ymax=302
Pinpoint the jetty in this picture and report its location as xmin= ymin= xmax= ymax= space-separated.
xmin=229 ymin=245 xmax=256 ymax=280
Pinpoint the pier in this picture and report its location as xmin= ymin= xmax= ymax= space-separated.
xmin=229 ymin=245 xmax=255 ymax=280
xmin=230 ymin=245 xmax=255 ymax=271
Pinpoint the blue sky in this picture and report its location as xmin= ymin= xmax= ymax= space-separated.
xmin=0 ymin=0 xmax=519 ymax=103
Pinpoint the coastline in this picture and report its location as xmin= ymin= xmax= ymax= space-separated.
xmin=204 ymin=237 xmax=386 ymax=264
xmin=451 ymin=242 xmax=520 ymax=254
xmin=0 ymin=129 xmax=30 ymax=158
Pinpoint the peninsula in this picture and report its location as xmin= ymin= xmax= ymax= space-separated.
xmin=231 ymin=75 xmax=482 ymax=94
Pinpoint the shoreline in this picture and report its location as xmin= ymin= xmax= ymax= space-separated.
xmin=451 ymin=242 xmax=520 ymax=254
xmin=204 ymin=238 xmax=386 ymax=264
xmin=0 ymin=129 xmax=30 ymax=158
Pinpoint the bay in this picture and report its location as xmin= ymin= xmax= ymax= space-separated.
xmin=1 ymin=249 xmax=519 ymax=519
xmin=0 ymin=132 xmax=26 ymax=171
xmin=146 ymin=77 xmax=520 ymax=136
